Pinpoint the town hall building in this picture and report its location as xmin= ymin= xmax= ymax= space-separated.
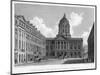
xmin=46 ymin=14 xmax=83 ymax=58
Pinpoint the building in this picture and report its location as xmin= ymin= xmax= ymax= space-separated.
xmin=88 ymin=24 xmax=94 ymax=62
xmin=46 ymin=14 xmax=83 ymax=58
xmin=82 ymin=45 xmax=88 ymax=59
xmin=14 ymin=15 xmax=46 ymax=65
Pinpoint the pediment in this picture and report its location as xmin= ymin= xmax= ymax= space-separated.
xmin=55 ymin=36 xmax=65 ymax=40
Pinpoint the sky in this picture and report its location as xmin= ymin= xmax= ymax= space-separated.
xmin=14 ymin=2 xmax=95 ymax=46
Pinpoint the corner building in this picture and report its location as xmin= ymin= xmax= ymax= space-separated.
xmin=14 ymin=15 xmax=46 ymax=65
xmin=46 ymin=14 xmax=83 ymax=58
xmin=88 ymin=24 xmax=94 ymax=62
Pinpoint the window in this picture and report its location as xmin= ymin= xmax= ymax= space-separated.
xmin=24 ymin=41 xmax=25 ymax=50
xmin=19 ymin=54 xmax=21 ymax=63
xmin=74 ymin=45 xmax=77 ymax=49
xmin=58 ymin=41 xmax=60 ymax=49
xmin=19 ymin=29 xmax=21 ymax=37
xmin=21 ymin=30 xmax=23 ymax=38
xmin=15 ymin=38 xmax=18 ymax=50
xmin=19 ymin=40 xmax=21 ymax=49
xmin=70 ymin=52 xmax=73 ymax=57
xmin=24 ymin=54 xmax=25 ymax=62
xmin=61 ymin=41 xmax=63 ymax=44
xmin=63 ymin=29 xmax=64 ymax=33
xmin=15 ymin=20 xmax=17 ymax=25
xmin=26 ymin=42 xmax=28 ymax=51
xmin=61 ymin=45 xmax=63 ymax=49
xmin=78 ymin=52 xmax=81 ymax=56
xmin=78 ymin=45 xmax=81 ymax=49
xmin=46 ymin=46 xmax=48 ymax=50
xmin=39 ymin=52 xmax=41 ymax=55
xmin=14 ymin=53 xmax=18 ymax=64
xmin=64 ymin=44 xmax=66 ymax=49
xmin=70 ymin=44 xmax=73 ymax=49
xmin=15 ymin=28 xmax=18 ymax=35
xmin=19 ymin=21 xmax=21 ymax=25
xmin=64 ymin=42 xmax=66 ymax=49
xmin=22 ymin=40 xmax=23 ymax=50
xmin=58 ymin=45 xmax=60 ymax=49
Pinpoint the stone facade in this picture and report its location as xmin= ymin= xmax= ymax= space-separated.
xmin=14 ymin=15 xmax=46 ymax=65
xmin=46 ymin=14 xmax=83 ymax=58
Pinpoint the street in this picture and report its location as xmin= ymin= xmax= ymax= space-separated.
xmin=15 ymin=58 xmax=83 ymax=66
xmin=13 ymin=58 xmax=94 ymax=74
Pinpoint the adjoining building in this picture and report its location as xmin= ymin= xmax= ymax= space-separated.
xmin=14 ymin=15 xmax=46 ymax=65
xmin=88 ymin=24 xmax=94 ymax=62
xmin=46 ymin=14 xmax=83 ymax=58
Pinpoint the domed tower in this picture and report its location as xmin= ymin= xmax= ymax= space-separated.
xmin=57 ymin=13 xmax=71 ymax=38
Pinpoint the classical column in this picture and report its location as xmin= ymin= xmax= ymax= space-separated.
xmin=56 ymin=41 xmax=58 ymax=50
xmin=66 ymin=42 xmax=68 ymax=50
xmin=58 ymin=41 xmax=59 ymax=50
xmin=59 ymin=41 xmax=61 ymax=50
xmin=68 ymin=42 xmax=69 ymax=50
xmin=61 ymin=41 xmax=63 ymax=50
xmin=66 ymin=42 xmax=67 ymax=50
xmin=55 ymin=41 xmax=57 ymax=50
xmin=55 ymin=51 xmax=57 ymax=57
xmin=63 ymin=41 xmax=64 ymax=50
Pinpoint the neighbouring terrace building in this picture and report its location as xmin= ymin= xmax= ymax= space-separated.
xmin=14 ymin=15 xmax=46 ymax=65
xmin=88 ymin=24 xmax=94 ymax=62
xmin=46 ymin=14 xmax=83 ymax=58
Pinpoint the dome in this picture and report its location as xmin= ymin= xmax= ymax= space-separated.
xmin=59 ymin=13 xmax=69 ymax=24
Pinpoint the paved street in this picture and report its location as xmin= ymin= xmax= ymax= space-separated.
xmin=15 ymin=58 xmax=68 ymax=66
xmin=13 ymin=58 xmax=94 ymax=74
xmin=15 ymin=58 xmax=83 ymax=67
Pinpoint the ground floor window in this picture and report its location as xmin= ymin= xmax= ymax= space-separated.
xmin=14 ymin=52 xmax=18 ymax=64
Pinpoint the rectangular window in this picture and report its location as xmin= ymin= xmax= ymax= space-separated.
xmin=74 ymin=45 xmax=77 ymax=49
xmin=15 ymin=38 xmax=18 ymax=50
xmin=70 ymin=44 xmax=73 ymax=49
xmin=19 ymin=29 xmax=21 ymax=37
xmin=15 ymin=20 xmax=17 ymax=25
xmin=78 ymin=45 xmax=80 ymax=49
xmin=15 ymin=28 xmax=18 ymax=35
xmin=19 ymin=40 xmax=21 ymax=49
xmin=19 ymin=54 xmax=21 ymax=63
xmin=14 ymin=52 xmax=18 ymax=64
xmin=64 ymin=42 xmax=66 ymax=49
xmin=26 ymin=42 xmax=27 ymax=51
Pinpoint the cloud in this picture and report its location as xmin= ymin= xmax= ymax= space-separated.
xmin=69 ymin=12 xmax=84 ymax=35
xmin=81 ymin=25 xmax=93 ymax=46
xmin=81 ymin=32 xmax=89 ymax=46
xmin=69 ymin=12 xmax=83 ymax=27
xmin=69 ymin=12 xmax=90 ymax=46
xmin=30 ymin=16 xmax=58 ymax=37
